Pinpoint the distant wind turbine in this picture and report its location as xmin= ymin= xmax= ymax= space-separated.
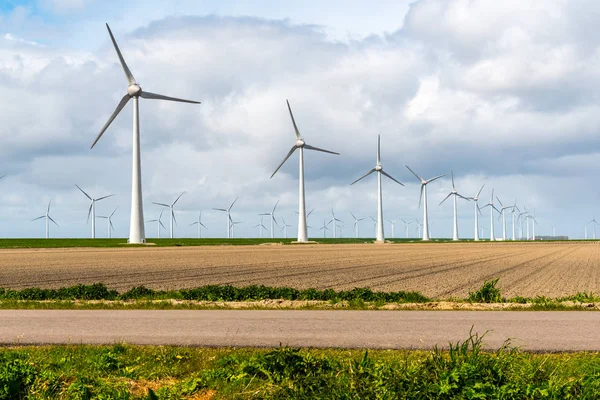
xmin=146 ymin=210 xmax=166 ymax=239
xmin=351 ymin=135 xmax=403 ymax=242
xmin=270 ymin=100 xmax=339 ymax=242
xmin=401 ymin=219 xmax=413 ymax=238
xmin=32 ymin=200 xmax=58 ymax=239
xmin=588 ymin=215 xmax=600 ymax=240
xmin=280 ymin=218 xmax=292 ymax=239
xmin=319 ymin=220 xmax=330 ymax=238
xmin=510 ymin=200 xmax=520 ymax=241
xmin=90 ymin=24 xmax=200 ymax=244
xmin=439 ymin=171 xmax=469 ymax=241
xmin=260 ymin=201 xmax=280 ymax=239
xmin=97 ymin=207 xmax=118 ymax=239
xmin=467 ymin=184 xmax=485 ymax=241
xmin=496 ymin=197 xmax=513 ymax=241
xmin=481 ymin=189 xmax=500 ymax=241
xmin=253 ymin=216 xmax=268 ymax=238
xmin=405 ymin=166 xmax=446 ymax=241
xmin=213 ymin=198 xmax=238 ymax=239
xmin=152 ymin=191 xmax=186 ymax=239
xmin=189 ymin=211 xmax=207 ymax=239
xmin=350 ymin=212 xmax=365 ymax=239
xmin=329 ymin=209 xmax=343 ymax=239
xmin=76 ymin=185 xmax=115 ymax=239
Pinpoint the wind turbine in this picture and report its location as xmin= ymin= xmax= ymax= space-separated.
xmin=97 ymin=207 xmax=118 ymax=239
xmin=319 ymin=220 xmax=330 ymax=238
xmin=351 ymin=135 xmax=404 ymax=242
xmin=213 ymin=198 xmax=238 ymax=239
xmin=32 ymin=200 xmax=58 ymax=239
xmin=253 ymin=216 xmax=268 ymax=238
xmin=387 ymin=219 xmax=397 ymax=239
xmin=189 ymin=211 xmax=207 ymax=239
xmin=405 ymin=166 xmax=446 ymax=241
xmin=329 ymin=209 xmax=343 ymax=239
xmin=467 ymin=184 xmax=485 ymax=241
xmin=510 ymin=200 xmax=520 ymax=241
xmin=280 ymin=218 xmax=292 ymax=239
xmin=90 ymin=24 xmax=200 ymax=244
xmin=350 ymin=212 xmax=365 ymax=239
xmin=497 ymin=197 xmax=514 ymax=241
xmin=270 ymin=100 xmax=339 ymax=242
xmin=518 ymin=210 xmax=528 ymax=240
xmin=146 ymin=210 xmax=166 ymax=239
xmin=152 ymin=192 xmax=185 ymax=239
xmin=415 ymin=219 xmax=423 ymax=238
xmin=588 ymin=215 xmax=600 ymax=240
xmin=230 ymin=220 xmax=242 ymax=238
xmin=481 ymin=189 xmax=500 ymax=241
xmin=76 ymin=185 xmax=115 ymax=239
xmin=260 ymin=201 xmax=280 ymax=239
xmin=531 ymin=211 xmax=538 ymax=240
xmin=439 ymin=171 xmax=469 ymax=241
xmin=401 ymin=219 xmax=413 ymax=238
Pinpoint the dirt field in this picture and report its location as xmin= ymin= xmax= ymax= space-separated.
xmin=0 ymin=242 xmax=598 ymax=298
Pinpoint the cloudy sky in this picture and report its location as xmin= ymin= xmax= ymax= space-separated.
xmin=1 ymin=0 xmax=599 ymax=239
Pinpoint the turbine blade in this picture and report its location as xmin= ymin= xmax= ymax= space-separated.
xmin=272 ymin=200 xmax=279 ymax=214
xmin=159 ymin=221 xmax=166 ymax=229
xmin=213 ymin=208 xmax=227 ymax=212
xmin=105 ymin=23 xmax=136 ymax=85
xmin=190 ymin=222 xmax=198 ymax=226
xmin=496 ymin=196 xmax=503 ymax=207
xmin=272 ymin=216 xmax=280 ymax=227
xmin=48 ymin=216 xmax=59 ymax=226
xmin=418 ymin=184 xmax=424 ymax=209
xmin=31 ymin=216 xmax=45 ymax=222
xmin=47 ymin=200 xmax=51 ymax=214
xmin=457 ymin=193 xmax=470 ymax=201
xmin=476 ymin=184 xmax=485 ymax=198
xmin=377 ymin=135 xmax=381 ymax=165
xmin=75 ymin=184 xmax=92 ymax=200
xmin=439 ymin=192 xmax=452 ymax=206
xmin=140 ymin=91 xmax=200 ymax=104
xmin=87 ymin=202 xmax=93 ymax=224
xmin=153 ymin=202 xmax=171 ymax=208
xmin=350 ymin=212 xmax=357 ymax=220
xmin=350 ymin=168 xmax=376 ymax=185
xmin=200 ymin=223 xmax=207 ymax=229
xmin=229 ymin=197 xmax=239 ymax=211
xmin=110 ymin=207 xmax=118 ymax=218
xmin=493 ymin=205 xmax=500 ymax=213
xmin=172 ymin=191 xmax=186 ymax=206
xmin=307 ymin=209 xmax=315 ymax=217
xmin=380 ymin=170 xmax=404 ymax=186
xmin=286 ymin=99 xmax=302 ymax=140
xmin=451 ymin=170 xmax=455 ymax=190
xmin=96 ymin=194 xmax=115 ymax=202
xmin=405 ymin=165 xmax=424 ymax=182
xmin=147 ymin=219 xmax=158 ymax=223
xmin=426 ymin=173 xmax=447 ymax=184
xmin=270 ymin=146 xmax=297 ymax=178
xmin=91 ymin=94 xmax=130 ymax=149
xmin=303 ymin=144 xmax=340 ymax=155
xmin=110 ymin=220 xmax=114 ymax=230
xmin=172 ymin=210 xmax=177 ymax=226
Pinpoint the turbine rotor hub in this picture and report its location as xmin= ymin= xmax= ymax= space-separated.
xmin=375 ymin=165 xmax=382 ymax=171
xmin=127 ymin=84 xmax=142 ymax=97
xmin=296 ymin=139 xmax=305 ymax=147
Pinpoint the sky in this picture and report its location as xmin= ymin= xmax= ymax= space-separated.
xmin=0 ymin=0 xmax=599 ymax=239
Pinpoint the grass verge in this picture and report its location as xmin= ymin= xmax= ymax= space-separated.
xmin=1 ymin=332 xmax=600 ymax=399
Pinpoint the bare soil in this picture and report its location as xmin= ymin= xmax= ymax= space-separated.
xmin=0 ymin=242 xmax=598 ymax=298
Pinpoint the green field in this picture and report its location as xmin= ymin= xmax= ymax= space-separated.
xmin=1 ymin=333 xmax=599 ymax=399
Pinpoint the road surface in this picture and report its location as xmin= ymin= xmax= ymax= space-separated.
xmin=1 ymin=310 xmax=598 ymax=351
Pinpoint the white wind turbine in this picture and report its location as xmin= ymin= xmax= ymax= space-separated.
xmin=588 ymin=215 xmax=600 ymax=240
xmin=260 ymin=201 xmax=280 ymax=239
xmin=415 ymin=219 xmax=422 ymax=238
xmin=319 ymin=220 xmax=330 ymax=238
xmin=467 ymin=184 xmax=485 ymax=241
xmin=76 ymin=185 xmax=115 ymax=239
xmin=97 ymin=207 xmax=118 ymax=239
xmin=253 ymin=216 xmax=268 ymax=238
xmin=189 ymin=211 xmax=207 ymax=239
xmin=90 ymin=24 xmax=200 ymax=244
xmin=152 ymin=192 xmax=186 ymax=239
xmin=329 ymin=209 xmax=343 ymax=239
xmin=387 ymin=219 xmax=397 ymax=239
xmin=496 ymin=197 xmax=513 ymax=241
xmin=351 ymin=135 xmax=404 ymax=242
xmin=350 ymin=212 xmax=365 ymax=239
xmin=32 ymin=200 xmax=58 ymax=239
xmin=481 ymin=189 xmax=500 ymax=241
xmin=401 ymin=219 xmax=413 ymax=238
xmin=146 ymin=210 xmax=166 ymax=239
xmin=510 ymin=200 xmax=520 ymax=241
xmin=280 ymin=218 xmax=292 ymax=239
xmin=518 ymin=210 xmax=528 ymax=240
xmin=270 ymin=100 xmax=339 ymax=242
xmin=439 ymin=171 xmax=469 ymax=241
xmin=405 ymin=166 xmax=446 ymax=241
xmin=213 ymin=198 xmax=238 ymax=239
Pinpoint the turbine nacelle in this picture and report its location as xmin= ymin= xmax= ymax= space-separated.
xmin=296 ymin=139 xmax=305 ymax=148
xmin=127 ymin=84 xmax=142 ymax=97
xmin=375 ymin=165 xmax=382 ymax=171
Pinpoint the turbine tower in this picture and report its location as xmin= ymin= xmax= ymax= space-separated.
xmin=90 ymin=24 xmax=200 ymax=244
xmin=350 ymin=213 xmax=365 ymax=239
xmin=319 ymin=219 xmax=330 ymax=238
xmin=280 ymin=218 xmax=292 ymax=239
xmin=146 ymin=210 xmax=166 ymax=239
xmin=510 ymin=200 xmax=520 ymax=241
xmin=97 ymin=207 xmax=118 ymax=239
xmin=76 ymin=185 xmax=114 ymax=239
xmin=32 ymin=200 xmax=58 ymax=239
xmin=270 ymin=100 xmax=339 ymax=242
xmin=351 ymin=135 xmax=403 ymax=242
xmin=481 ymin=189 xmax=500 ymax=241
xmin=405 ymin=165 xmax=446 ymax=241
xmin=260 ymin=201 xmax=280 ymax=239
xmin=387 ymin=219 xmax=397 ymax=239
xmin=189 ymin=211 xmax=207 ymax=239
xmin=253 ymin=216 xmax=268 ymax=238
xmin=468 ymin=184 xmax=485 ymax=241
xmin=213 ymin=198 xmax=238 ymax=239
xmin=401 ymin=219 xmax=413 ymax=238
xmin=152 ymin=191 xmax=186 ymax=239
xmin=496 ymin=197 xmax=513 ymax=241
xmin=329 ymin=209 xmax=343 ymax=239
xmin=439 ymin=171 xmax=469 ymax=241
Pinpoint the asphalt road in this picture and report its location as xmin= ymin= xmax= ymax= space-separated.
xmin=1 ymin=310 xmax=598 ymax=351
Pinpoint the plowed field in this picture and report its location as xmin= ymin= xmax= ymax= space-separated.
xmin=0 ymin=242 xmax=598 ymax=298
